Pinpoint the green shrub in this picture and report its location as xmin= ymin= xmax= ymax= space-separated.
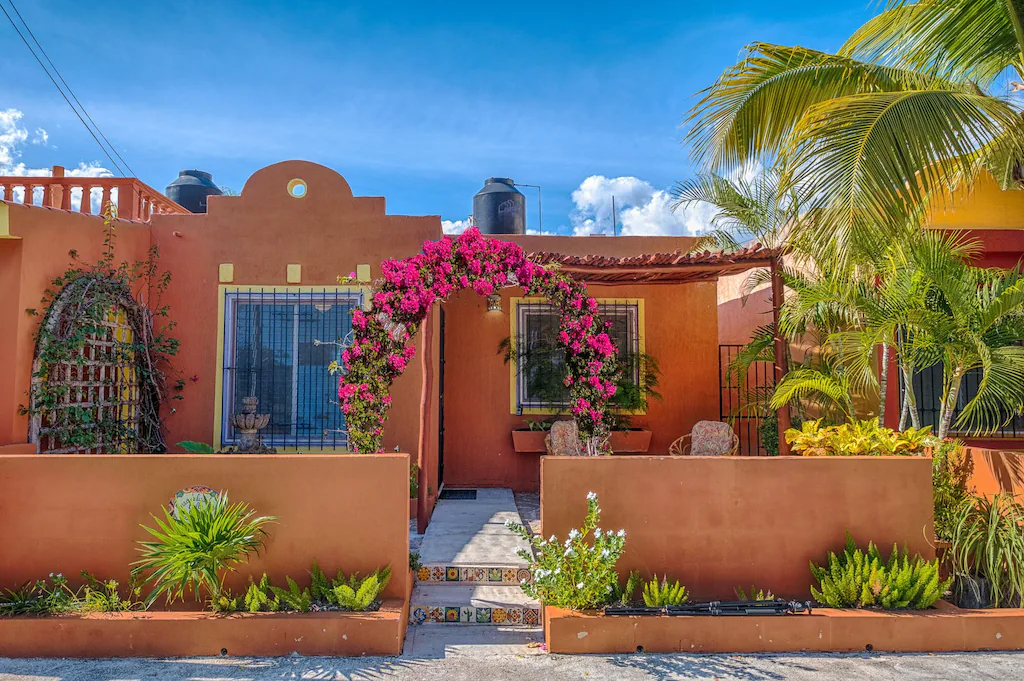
xmin=949 ymin=494 xmax=1024 ymax=608
xmin=270 ymin=577 xmax=313 ymax=612
xmin=642 ymin=575 xmax=689 ymax=606
xmin=505 ymin=492 xmax=627 ymax=610
xmin=244 ymin=574 xmax=279 ymax=613
xmin=331 ymin=567 xmax=392 ymax=612
xmin=786 ymin=419 xmax=931 ymax=456
xmin=176 ymin=441 xmax=215 ymax=453
xmin=735 ymin=585 xmax=775 ymax=601
xmin=932 ymin=440 xmax=974 ymax=541
xmin=134 ymin=492 xmax=276 ymax=611
xmin=810 ymin=532 xmax=949 ymax=609
xmin=0 ymin=571 xmax=145 ymax=616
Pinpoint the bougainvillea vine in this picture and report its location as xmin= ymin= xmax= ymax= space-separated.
xmin=336 ymin=227 xmax=619 ymax=455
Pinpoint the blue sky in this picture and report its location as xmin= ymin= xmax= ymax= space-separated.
xmin=0 ymin=0 xmax=875 ymax=234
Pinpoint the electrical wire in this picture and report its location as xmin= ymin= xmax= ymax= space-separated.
xmin=0 ymin=0 xmax=129 ymax=177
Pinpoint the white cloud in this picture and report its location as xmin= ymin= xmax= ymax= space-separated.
xmin=569 ymin=174 xmax=716 ymax=237
xmin=442 ymin=217 xmax=473 ymax=234
xmin=0 ymin=108 xmax=112 ymax=211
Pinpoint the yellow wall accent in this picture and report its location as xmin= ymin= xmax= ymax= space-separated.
xmin=929 ymin=171 xmax=1024 ymax=231
xmin=286 ymin=264 xmax=302 ymax=284
xmin=0 ymin=202 xmax=18 ymax=239
xmin=213 ymin=284 xmax=367 ymax=452
xmin=508 ymin=297 xmax=646 ymax=415
xmin=356 ymin=264 xmax=371 ymax=282
xmin=218 ymin=263 xmax=234 ymax=283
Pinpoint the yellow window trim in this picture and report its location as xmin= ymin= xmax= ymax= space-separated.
xmin=213 ymin=284 xmax=368 ymax=452
xmin=508 ymin=297 xmax=646 ymax=416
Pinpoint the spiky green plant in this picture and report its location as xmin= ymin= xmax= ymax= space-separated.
xmin=309 ymin=561 xmax=332 ymax=602
xmin=610 ymin=570 xmax=642 ymax=607
xmin=810 ymin=532 xmax=949 ymax=609
xmin=735 ymin=585 xmax=775 ymax=601
xmin=330 ymin=566 xmax=392 ymax=612
xmin=134 ymin=492 xmax=276 ymax=610
xmin=244 ymin=573 xmax=279 ymax=613
xmin=949 ymin=493 xmax=1024 ymax=608
xmin=269 ymin=576 xmax=312 ymax=612
xmin=642 ymin=575 xmax=689 ymax=607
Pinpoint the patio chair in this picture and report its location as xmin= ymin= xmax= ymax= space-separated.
xmin=544 ymin=420 xmax=583 ymax=456
xmin=669 ymin=420 xmax=739 ymax=456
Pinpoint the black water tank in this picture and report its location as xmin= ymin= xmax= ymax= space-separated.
xmin=473 ymin=177 xmax=525 ymax=235
xmin=166 ymin=170 xmax=223 ymax=213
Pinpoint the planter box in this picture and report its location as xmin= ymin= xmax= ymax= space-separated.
xmin=512 ymin=430 xmax=548 ymax=453
xmin=512 ymin=429 xmax=653 ymax=454
xmin=0 ymin=599 xmax=409 ymax=658
xmin=609 ymin=430 xmax=652 ymax=453
xmin=544 ymin=601 xmax=1024 ymax=654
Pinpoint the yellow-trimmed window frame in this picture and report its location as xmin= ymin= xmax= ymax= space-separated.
xmin=508 ymin=297 xmax=646 ymax=415
xmin=214 ymin=284 xmax=369 ymax=452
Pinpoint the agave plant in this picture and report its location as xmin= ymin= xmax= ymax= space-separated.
xmin=134 ymin=492 xmax=276 ymax=610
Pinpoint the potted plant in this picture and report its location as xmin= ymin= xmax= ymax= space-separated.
xmin=501 ymin=333 xmax=661 ymax=454
xmin=948 ymin=493 xmax=1024 ymax=608
xmin=511 ymin=418 xmax=553 ymax=453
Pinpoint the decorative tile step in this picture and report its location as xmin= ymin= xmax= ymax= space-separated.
xmin=415 ymin=563 xmax=532 ymax=587
xmin=410 ymin=584 xmax=541 ymax=626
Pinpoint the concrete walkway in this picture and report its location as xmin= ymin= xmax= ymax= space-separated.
xmin=418 ymin=488 xmax=531 ymax=566
xmin=3 ymin=651 xmax=1023 ymax=680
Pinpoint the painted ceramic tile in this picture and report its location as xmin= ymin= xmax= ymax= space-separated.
xmin=167 ymin=485 xmax=217 ymax=519
xmin=502 ymin=568 xmax=517 ymax=583
xmin=446 ymin=567 xmax=460 ymax=581
xmin=445 ymin=607 xmax=460 ymax=622
xmin=517 ymin=568 xmax=532 ymax=584
xmin=475 ymin=607 xmax=492 ymax=623
xmin=524 ymin=608 xmax=539 ymax=625
xmin=492 ymin=607 xmax=507 ymax=624
xmin=416 ymin=567 xmax=430 ymax=582
xmin=430 ymin=567 xmax=445 ymax=582
xmin=461 ymin=607 xmax=474 ymax=623
xmin=428 ymin=607 xmax=443 ymax=623
xmin=506 ymin=607 xmax=523 ymax=624
xmin=412 ymin=607 xmax=427 ymax=624
xmin=473 ymin=568 xmax=487 ymax=582
xmin=487 ymin=568 xmax=503 ymax=582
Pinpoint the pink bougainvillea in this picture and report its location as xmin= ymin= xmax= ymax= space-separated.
xmin=338 ymin=227 xmax=619 ymax=454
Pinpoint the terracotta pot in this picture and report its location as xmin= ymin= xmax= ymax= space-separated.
xmin=409 ymin=498 xmax=418 ymax=519
xmin=609 ymin=429 xmax=652 ymax=453
xmin=512 ymin=430 xmax=548 ymax=453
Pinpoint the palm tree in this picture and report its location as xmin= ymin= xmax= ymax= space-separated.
xmin=687 ymin=0 xmax=1024 ymax=254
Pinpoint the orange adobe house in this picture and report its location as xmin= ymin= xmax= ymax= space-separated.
xmin=0 ymin=160 xmax=785 ymax=527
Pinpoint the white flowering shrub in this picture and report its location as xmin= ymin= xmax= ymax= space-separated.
xmin=505 ymin=492 xmax=626 ymax=610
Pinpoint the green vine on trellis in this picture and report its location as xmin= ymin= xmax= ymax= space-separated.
xmin=20 ymin=203 xmax=180 ymax=453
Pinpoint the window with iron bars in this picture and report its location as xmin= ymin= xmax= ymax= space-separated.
xmin=513 ymin=299 xmax=641 ymax=413
xmin=909 ymin=363 xmax=1024 ymax=437
xmin=220 ymin=288 xmax=362 ymax=449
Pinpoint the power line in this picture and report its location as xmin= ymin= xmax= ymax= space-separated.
xmin=0 ymin=0 xmax=129 ymax=177
xmin=8 ymin=0 xmax=137 ymax=178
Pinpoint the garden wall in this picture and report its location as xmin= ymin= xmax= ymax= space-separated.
xmin=966 ymin=446 xmax=1024 ymax=499
xmin=0 ymin=454 xmax=410 ymax=600
xmin=541 ymin=456 xmax=934 ymax=601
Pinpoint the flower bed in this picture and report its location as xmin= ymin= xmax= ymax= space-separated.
xmin=0 ymin=599 xmax=409 ymax=657
xmin=544 ymin=601 xmax=1024 ymax=654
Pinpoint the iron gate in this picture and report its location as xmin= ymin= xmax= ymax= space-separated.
xmin=718 ymin=344 xmax=773 ymax=456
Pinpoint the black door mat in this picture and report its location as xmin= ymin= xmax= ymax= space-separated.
xmin=439 ymin=489 xmax=477 ymax=500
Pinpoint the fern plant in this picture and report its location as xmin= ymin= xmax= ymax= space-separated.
xmin=735 ymin=585 xmax=775 ymax=601
xmin=810 ymin=532 xmax=949 ymax=609
xmin=309 ymin=561 xmax=332 ymax=603
xmin=244 ymin=573 xmax=280 ymax=613
xmin=331 ymin=566 xmax=392 ymax=612
xmin=642 ymin=575 xmax=689 ymax=606
xmin=269 ymin=577 xmax=312 ymax=612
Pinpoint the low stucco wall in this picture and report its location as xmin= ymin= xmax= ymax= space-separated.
xmin=0 ymin=454 xmax=410 ymax=600
xmin=966 ymin=447 xmax=1024 ymax=499
xmin=540 ymin=456 xmax=934 ymax=601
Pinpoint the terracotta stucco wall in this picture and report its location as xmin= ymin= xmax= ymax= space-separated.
xmin=0 ymin=454 xmax=410 ymax=600
xmin=149 ymin=161 xmax=442 ymax=456
xmin=965 ymin=447 xmax=1024 ymax=500
xmin=441 ymin=250 xmax=719 ymax=491
xmin=0 ymin=202 xmax=153 ymax=447
xmin=541 ymin=456 xmax=934 ymax=600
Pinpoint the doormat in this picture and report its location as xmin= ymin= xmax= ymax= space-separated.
xmin=439 ymin=489 xmax=477 ymax=500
